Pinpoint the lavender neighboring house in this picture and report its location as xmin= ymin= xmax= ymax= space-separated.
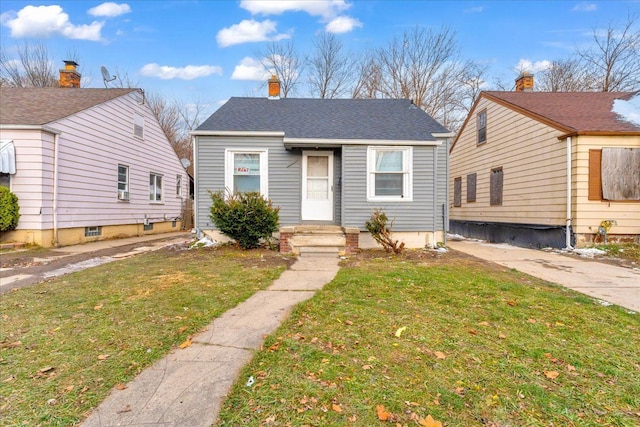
xmin=0 ymin=62 xmax=187 ymax=247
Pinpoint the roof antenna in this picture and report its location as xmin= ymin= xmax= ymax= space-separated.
xmin=101 ymin=65 xmax=116 ymax=88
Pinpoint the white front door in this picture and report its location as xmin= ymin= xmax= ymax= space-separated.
xmin=301 ymin=151 xmax=333 ymax=221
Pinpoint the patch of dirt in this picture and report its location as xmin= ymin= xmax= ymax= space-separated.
xmin=340 ymin=248 xmax=477 ymax=267
xmin=556 ymin=251 xmax=639 ymax=270
xmin=162 ymin=244 xmax=297 ymax=270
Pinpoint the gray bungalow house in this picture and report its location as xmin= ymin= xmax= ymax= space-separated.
xmin=192 ymin=80 xmax=452 ymax=254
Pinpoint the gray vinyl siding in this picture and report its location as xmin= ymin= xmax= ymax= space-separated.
xmin=195 ymin=136 xmax=301 ymax=229
xmin=334 ymin=149 xmax=342 ymax=225
xmin=341 ymin=145 xmax=445 ymax=231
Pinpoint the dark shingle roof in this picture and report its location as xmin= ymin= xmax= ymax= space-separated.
xmin=484 ymin=91 xmax=640 ymax=133
xmin=0 ymin=87 xmax=137 ymax=125
xmin=196 ymin=97 xmax=449 ymax=140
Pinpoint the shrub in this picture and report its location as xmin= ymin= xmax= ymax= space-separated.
xmin=365 ymin=208 xmax=405 ymax=254
xmin=0 ymin=187 xmax=20 ymax=232
xmin=209 ymin=190 xmax=280 ymax=249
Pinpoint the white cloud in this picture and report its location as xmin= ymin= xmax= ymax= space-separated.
xmin=240 ymin=0 xmax=351 ymax=18
xmin=216 ymin=19 xmax=290 ymax=47
xmin=240 ymin=0 xmax=362 ymax=34
xmin=572 ymin=2 xmax=597 ymax=12
xmin=88 ymin=2 xmax=131 ymax=17
xmin=231 ymin=57 xmax=270 ymax=80
xmin=2 ymin=5 xmax=103 ymax=41
xmin=514 ymin=59 xmax=552 ymax=73
xmin=140 ymin=63 xmax=223 ymax=80
xmin=464 ymin=6 xmax=484 ymax=13
xmin=613 ymin=95 xmax=640 ymax=126
xmin=325 ymin=16 xmax=362 ymax=33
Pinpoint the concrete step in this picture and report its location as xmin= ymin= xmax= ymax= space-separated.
xmin=292 ymin=225 xmax=344 ymax=235
xmin=298 ymin=246 xmax=341 ymax=257
xmin=289 ymin=234 xmax=346 ymax=247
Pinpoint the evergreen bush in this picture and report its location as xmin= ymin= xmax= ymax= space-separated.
xmin=0 ymin=187 xmax=20 ymax=232
xmin=209 ymin=190 xmax=279 ymax=249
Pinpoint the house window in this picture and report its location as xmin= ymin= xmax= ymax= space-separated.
xmin=601 ymin=148 xmax=640 ymax=201
xmin=367 ymin=147 xmax=413 ymax=201
xmin=85 ymin=226 xmax=102 ymax=237
xmin=143 ymin=223 xmax=154 ymax=231
xmin=149 ymin=173 xmax=162 ymax=202
xmin=477 ymin=110 xmax=487 ymax=144
xmin=176 ymin=174 xmax=182 ymax=196
xmin=117 ymin=164 xmax=129 ymax=201
xmin=0 ymin=173 xmax=9 ymax=188
xmin=453 ymin=177 xmax=462 ymax=207
xmin=466 ymin=173 xmax=477 ymax=202
xmin=134 ymin=114 xmax=144 ymax=139
xmin=490 ymin=167 xmax=503 ymax=206
xmin=225 ymin=150 xmax=268 ymax=196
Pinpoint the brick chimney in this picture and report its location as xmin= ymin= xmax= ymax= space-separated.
xmin=59 ymin=60 xmax=81 ymax=88
xmin=515 ymin=72 xmax=534 ymax=92
xmin=268 ymin=75 xmax=280 ymax=99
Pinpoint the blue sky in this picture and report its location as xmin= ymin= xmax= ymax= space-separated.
xmin=1 ymin=0 xmax=638 ymax=112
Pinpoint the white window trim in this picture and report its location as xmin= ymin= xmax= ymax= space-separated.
xmin=367 ymin=146 xmax=413 ymax=202
xmin=150 ymin=172 xmax=163 ymax=203
xmin=224 ymin=149 xmax=269 ymax=197
xmin=176 ymin=174 xmax=182 ymax=197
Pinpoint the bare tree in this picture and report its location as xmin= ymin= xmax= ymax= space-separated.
xmin=536 ymin=57 xmax=597 ymax=92
xmin=307 ymin=33 xmax=353 ymax=98
xmin=455 ymin=61 xmax=489 ymax=114
xmin=351 ymin=53 xmax=381 ymax=98
xmin=360 ymin=26 xmax=466 ymax=130
xmin=578 ymin=13 xmax=640 ymax=92
xmin=256 ymin=40 xmax=304 ymax=97
xmin=0 ymin=42 xmax=58 ymax=87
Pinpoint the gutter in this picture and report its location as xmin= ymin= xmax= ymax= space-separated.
xmin=52 ymin=132 xmax=60 ymax=246
xmin=565 ymin=136 xmax=573 ymax=249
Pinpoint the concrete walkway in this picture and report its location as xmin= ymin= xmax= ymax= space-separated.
xmin=80 ymin=256 xmax=340 ymax=427
xmin=448 ymin=240 xmax=640 ymax=312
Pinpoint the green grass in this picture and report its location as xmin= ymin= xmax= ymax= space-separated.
xmin=593 ymin=242 xmax=640 ymax=262
xmin=0 ymin=246 xmax=290 ymax=426
xmin=215 ymin=251 xmax=640 ymax=427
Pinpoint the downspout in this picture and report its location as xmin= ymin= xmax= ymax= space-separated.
xmin=52 ymin=132 xmax=60 ymax=246
xmin=443 ymin=137 xmax=450 ymax=246
xmin=192 ymin=135 xmax=202 ymax=238
xmin=432 ymin=145 xmax=438 ymax=248
xmin=565 ymin=136 xmax=573 ymax=249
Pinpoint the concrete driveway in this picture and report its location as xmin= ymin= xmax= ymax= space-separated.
xmin=447 ymin=240 xmax=640 ymax=312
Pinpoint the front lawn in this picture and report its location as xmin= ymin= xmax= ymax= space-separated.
xmin=0 ymin=245 xmax=292 ymax=426
xmin=216 ymin=250 xmax=640 ymax=427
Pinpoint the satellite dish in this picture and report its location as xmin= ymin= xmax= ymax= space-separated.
xmin=101 ymin=65 xmax=116 ymax=87
xmin=180 ymin=158 xmax=191 ymax=169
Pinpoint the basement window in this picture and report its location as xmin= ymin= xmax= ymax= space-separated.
xmin=85 ymin=226 xmax=102 ymax=237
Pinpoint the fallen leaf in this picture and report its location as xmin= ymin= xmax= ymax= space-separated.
xmin=115 ymin=383 xmax=127 ymax=390
xmin=566 ymin=364 xmax=576 ymax=372
xmin=332 ymin=403 xmax=342 ymax=413
xmin=39 ymin=366 xmax=55 ymax=373
xmin=507 ymin=300 xmax=516 ymax=306
xmin=544 ymin=370 xmax=559 ymax=380
xmin=362 ymin=364 xmax=373 ymax=370
xmin=527 ymin=318 xmax=537 ymax=324
xmin=65 ymin=385 xmax=74 ymax=392
xmin=376 ymin=404 xmax=391 ymax=421
xmin=434 ymin=351 xmax=446 ymax=359
xmin=498 ymin=333 xmax=507 ymax=339
xmin=117 ymin=405 xmax=132 ymax=414
xmin=419 ymin=415 xmax=443 ymax=427
xmin=395 ymin=326 xmax=407 ymax=337
xmin=93 ymin=304 xmax=103 ymax=310
xmin=478 ymin=321 xmax=490 ymax=326
xmin=179 ymin=339 xmax=192 ymax=349
xmin=97 ymin=354 xmax=110 ymax=360
xmin=178 ymin=326 xmax=188 ymax=334
xmin=468 ymin=329 xmax=477 ymax=335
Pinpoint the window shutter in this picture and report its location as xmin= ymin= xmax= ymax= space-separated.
xmin=588 ymin=149 xmax=602 ymax=201
xmin=454 ymin=177 xmax=462 ymax=207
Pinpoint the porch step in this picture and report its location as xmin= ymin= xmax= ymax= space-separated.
xmin=284 ymin=225 xmax=347 ymax=257
xmin=298 ymin=246 xmax=341 ymax=258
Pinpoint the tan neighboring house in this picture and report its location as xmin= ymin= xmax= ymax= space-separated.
xmin=449 ymin=75 xmax=640 ymax=248
xmin=0 ymin=62 xmax=187 ymax=247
